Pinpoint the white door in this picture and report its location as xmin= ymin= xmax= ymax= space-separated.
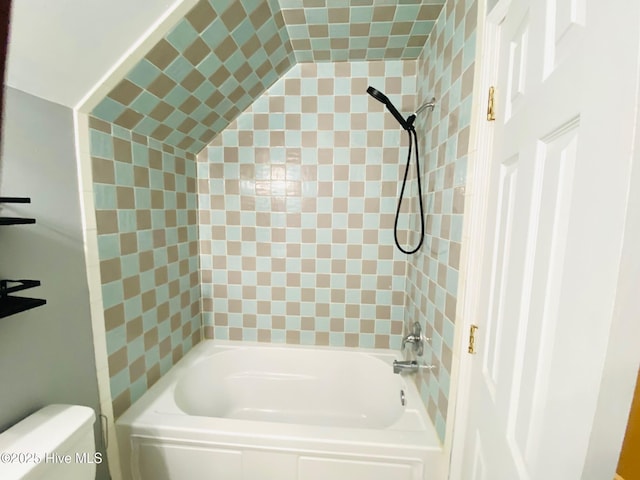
xmin=452 ymin=0 xmax=640 ymax=479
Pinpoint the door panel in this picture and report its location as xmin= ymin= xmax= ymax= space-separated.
xmin=455 ymin=0 xmax=640 ymax=478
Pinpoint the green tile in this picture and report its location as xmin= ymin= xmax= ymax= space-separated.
xmin=120 ymin=253 xmax=140 ymax=278
xmin=118 ymin=209 xmax=137 ymax=233
xmin=295 ymin=51 xmax=314 ymax=62
xmin=210 ymin=0 xmax=233 ymax=14
xmin=190 ymin=103 xmax=212 ymax=123
xmin=102 ymin=281 xmax=124 ymax=310
xmin=286 ymin=24 xmax=308 ymax=39
xmin=305 ymin=8 xmax=328 ymax=24
xmin=135 ymin=116 xmax=162 ymax=137
xmin=164 ymin=109 xmax=189 ymax=130
xmin=350 ymin=6 xmax=374 ymax=23
xmin=130 ymin=91 xmax=162 ymax=115
xmin=192 ymin=81 xmax=216 ymax=103
xmin=90 ymin=129 xmax=115 ymax=159
xmin=165 ymin=55 xmax=194 ymax=83
xmin=167 ymin=19 xmax=199 ymax=52
xmin=370 ymin=21 xmax=393 ymax=36
xmin=349 ymin=37 xmax=369 ymax=49
xmin=94 ymin=184 xmax=117 ymax=210
xmin=134 ymin=188 xmax=151 ymax=209
xmin=165 ymin=130 xmax=187 ymax=146
xmin=112 ymin=125 xmax=132 ymax=141
xmin=223 ymin=50 xmax=245 ymax=73
xmin=231 ymin=17 xmax=256 ymax=44
xmin=189 ymin=123 xmax=208 ymax=139
xmin=388 ymin=35 xmax=409 ymax=48
xmin=395 ymin=4 xmax=421 ymax=22
xmin=92 ymin=98 xmax=127 ymax=122
xmin=201 ymin=19 xmax=231 ymax=48
xmin=165 ymin=84 xmax=192 ymax=108
xmin=109 ymin=369 xmax=130 ymax=398
xmin=114 ymin=162 xmax=134 ymax=186
xmin=197 ymin=54 xmax=223 ymax=78
xmin=97 ymin=234 xmax=120 ymax=260
xmin=404 ymin=46 xmax=424 ymax=58
xmin=126 ymin=60 xmax=162 ymax=89
xmin=256 ymin=20 xmax=279 ymax=44
xmin=127 ymin=337 xmax=145 ymax=363
xmin=328 ymin=24 xmax=349 ymax=37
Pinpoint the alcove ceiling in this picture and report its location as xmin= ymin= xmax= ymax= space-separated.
xmin=7 ymin=0 xmax=445 ymax=152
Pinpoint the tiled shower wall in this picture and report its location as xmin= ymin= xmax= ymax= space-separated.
xmin=89 ymin=117 xmax=201 ymax=416
xmin=406 ymin=0 xmax=477 ymax=441
xmin=91 ymin=0 xmax=295 ymax=154
xmin=198 ymin=60 xmax=416 ymax=348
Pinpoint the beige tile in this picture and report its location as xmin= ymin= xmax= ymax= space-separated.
xmin=328 ymin=7 xmax=349 ymax=23
xmin=181 ymin=70 xmax=206 ymax=92
xmin=100 ymin=258 xmax=122 ymax=284
xmin=115 ymin=188 xmax=136 ymax=214
xmin=214 ymin=36 xmax=238 ymax=62
xmin=350 ymin=23 xmax=370 ymax=36
xmin=89 ymin=116 xmax=111 ymax=133
xmin=96 ymin=210 xmax=118 ymax=235
xmin=145 ymin=39 xmax=179 ymax=70
xmin=92 ymin=157 xmax=115 ymax=184
xmin=185 ymin=0 xmax=217 ymax=33
xmin=113 ymin=109 xmax=143 ymax=130
xmin=372 ymin=6 xmax=396 ymax=21
xmin=147 ymin=74 xmax=177 ymax=99
xmin=126 ymin=316 xmax=143 ymax=342
xmin=183 ymin=37 xmax=210 ymax=66
xmin=108 ymin=79 xmax=142 ymax=106
xmin=108 ymin=347 xmax=128 ymax=375
xmin=249 ymin=1 xmax=271 ymax=29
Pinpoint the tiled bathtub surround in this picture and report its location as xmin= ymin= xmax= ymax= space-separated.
xmin=280 ymin=1 xmax=445 ymax=62
xmin=405 ymin=0 xmax=477 ymax=441
xmin=90 ymin=117 xmax=201 ymax=416
xmin=91 ymin=0 xmax=295 ymax=155
xmin=199 ymin=60 xmax=417 ymax=348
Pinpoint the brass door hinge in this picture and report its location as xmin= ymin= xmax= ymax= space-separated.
xmin=468 ymin=325 xmax=479 ymax=354
xmin=487 ymin=86 xmax=496 ymax=121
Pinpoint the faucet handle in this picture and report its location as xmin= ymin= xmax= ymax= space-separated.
xmin=403 ymin=322 xmax=426 ymax=356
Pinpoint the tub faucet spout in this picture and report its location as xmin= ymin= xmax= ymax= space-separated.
xmin=393 ymin=360 xmax=419 ymax=374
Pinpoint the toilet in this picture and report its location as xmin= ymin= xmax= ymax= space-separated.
xmin=0 ymin=404 xmax=97 ymax=479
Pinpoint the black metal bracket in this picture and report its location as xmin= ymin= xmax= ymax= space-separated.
xmin=1 ymin=279 xmax=41 ymax=296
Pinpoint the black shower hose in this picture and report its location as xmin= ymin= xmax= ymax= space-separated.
xmin=394 ymin=126 xmax=425 ymax=255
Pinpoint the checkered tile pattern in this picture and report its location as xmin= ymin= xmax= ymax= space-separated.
xmin=89 ymin=116 xmax=202 ymax=417
xmin=91 ymin=0 xmax=295 ymax=155
xmin=198 ymin=60 xmax=417 ymax=348
xmin=405 ymin=0 xmax=477 ymax=442
xmin=281 ymin=1 xmax=445 ymax=62
xmin=90 ymin=0 xmax=444 ymax=156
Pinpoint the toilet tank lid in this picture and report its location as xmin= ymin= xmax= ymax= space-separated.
xmin=0 ymin=404 xmax=95 ymax=454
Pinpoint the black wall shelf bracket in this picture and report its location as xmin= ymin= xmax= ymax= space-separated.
xmin=0 ymin=197 xmax=35 ymax=225
xmin=0 ymin=280 xmax=46 ymax=319
xmin=0 ymin=198 xmax=47 ymax=318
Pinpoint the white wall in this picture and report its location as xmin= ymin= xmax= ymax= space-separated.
xmin=6 ymin=0 xmax=185 ymax=107
xmin=0 ymin=87 xmax=109 ymax=479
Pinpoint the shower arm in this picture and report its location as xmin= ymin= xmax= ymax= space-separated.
xmin=415 ymin=97 xmax=436 ymax=116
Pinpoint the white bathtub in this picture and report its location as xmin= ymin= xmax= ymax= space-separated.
xmin=116 ymin=340 xmax=444 ymax=480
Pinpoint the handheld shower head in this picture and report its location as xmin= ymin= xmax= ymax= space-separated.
xmin=367 ymin=86 xmax=411 ymax=130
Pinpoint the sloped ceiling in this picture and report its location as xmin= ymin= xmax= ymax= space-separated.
xmin=90 ymin=0 xmax=445 ymax=154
